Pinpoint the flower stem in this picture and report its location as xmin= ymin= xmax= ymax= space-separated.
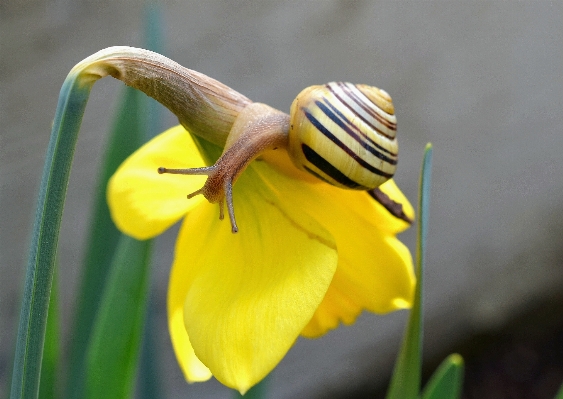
xmin=10 ymin=74 xmax=94 ymax=399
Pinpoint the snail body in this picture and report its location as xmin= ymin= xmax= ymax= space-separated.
xmin=70 ymin=47 xmax=401 ymax=232
xmin=160 ymin=80 xmax=399 ymax=232
xmin=158 ymin=83 xmax=398 ymax=233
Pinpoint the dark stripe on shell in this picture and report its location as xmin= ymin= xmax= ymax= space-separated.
xmin=339 ymin=82 xmax=397 ymax=130
xmin=302 ymin=145 xmax=367 ymax=189
xmin=303 ymin=109 xmax=395 ymax=178
xmin=327 ymin=83 xmax=396 ymax=140
xmin=316 ymin=99 xmax=397 ymax=165
xmin=322 ymin=98 xmax=397 ymax=157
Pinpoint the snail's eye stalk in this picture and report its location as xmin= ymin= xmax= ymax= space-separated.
xmin=157 ymin=103 xmax=290 ymax=234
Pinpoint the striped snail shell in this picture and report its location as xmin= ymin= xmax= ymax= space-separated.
xmin=288 ymin=82 xmax=398 ymax=190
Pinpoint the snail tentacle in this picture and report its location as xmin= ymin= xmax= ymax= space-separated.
xmin=159 ymin=103 xmax=290 ymax=233
xmin=224 ymin=180 xmax=237 ymax=233
xmin=158 ymin=166 xmax=216 ymax=175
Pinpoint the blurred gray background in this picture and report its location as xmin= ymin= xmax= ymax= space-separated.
xmin=1 ymin=1 xmax=562 ymax=398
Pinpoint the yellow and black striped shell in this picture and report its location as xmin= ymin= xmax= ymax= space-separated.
xmin=288 ymin=82 xmax=398 ymax=190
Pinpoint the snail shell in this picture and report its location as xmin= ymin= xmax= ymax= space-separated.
xmin=288 ymin=82 xmax=398 ymax=190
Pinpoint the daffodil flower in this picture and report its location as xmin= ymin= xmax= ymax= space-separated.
xmin=76 ymin=46 xmax=416 ymax=393
xmin=107 ymin=123 xmax=415 ymax=392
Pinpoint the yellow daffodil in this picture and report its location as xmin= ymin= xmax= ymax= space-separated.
xmin=107 ymin=124 xmax=415 ymax=393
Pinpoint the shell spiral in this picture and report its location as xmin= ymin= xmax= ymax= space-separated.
xmin=288 ymin=82 xmax=398 ymax=190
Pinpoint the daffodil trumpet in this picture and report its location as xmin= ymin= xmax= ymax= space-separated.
xmin=54 ymin=46 xmax=417 ymax=392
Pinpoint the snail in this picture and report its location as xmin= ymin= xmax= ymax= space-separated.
xmin=288 ymin=82 xmax=398 ymax=190
xmin=76 ymin=47 xmax=401 ymax=233
xmin=158 ymin=81 xmax=398 ymax=233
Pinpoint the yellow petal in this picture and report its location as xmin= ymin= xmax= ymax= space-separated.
xmin=377 ymin=179 xmax=415 ymax=233
xmin=316 ymin=178 xmax=414 ymax=235
xmin=107 ymin=126 xmax=207 ymax=239
xmin=168 ymin=305 xmax=212 ymax=382
xmin=261 ymin=149 xmax=414 ymax=234
xmin=301 ymin=233 xmax=414 ymax=337
xmin=252 ymin=162 xmax=415 ymax=338
xmin=168 ymin=166 xmax=338 ymax=393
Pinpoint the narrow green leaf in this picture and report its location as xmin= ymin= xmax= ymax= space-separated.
xmin=38 ymin=270 xmax=60 ymax=399
xmin=386 ymin=144 xmax=433 ymax=399
xmin=84 ymin=236 xmax=153 ymax=399
xmin=136 ymin=2 xmax=165 ymax=397
xmin=66 ymin=85 xmax=146 ymax=399
xmin=137 ymin=299 xmax=162 ymax=399
xmin=143 ymin=0 xmax=163 ymax=59
xmin=421 ymin=354 xmax=464 ymax=399
xmin=143 ymin=0 xmax=165 ymax=141
xmin=555 ymin=382 xmax=563 ymax=399
xmin=10 ymin=77 xmax=93 ymax=399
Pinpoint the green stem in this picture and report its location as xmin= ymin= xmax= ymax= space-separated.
xmin=10 ymin=76 xmax=94 ymax=399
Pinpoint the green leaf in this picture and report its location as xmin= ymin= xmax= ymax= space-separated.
xmin=65 ymin=85 xmax=147 ymax=399
xmin=386 ymin=144 xmax=433 ymax=399
xmin=10 ymin=77 xmax=93 ymax=399
xmin=38 ymin=270 xmax=60 ymax=399
xmin=137 ymin=299 xmax=162 ymax=399
xmin=555 ymin=382 xmax=563 ymax=399
xmin=84 ymin=236 xmax=153 ymax=399
xmin=136 ymin=2 xmax=165 ymax=397
xmin=421 ymin=354 xmax=464 ymax=399
xmin=142 ymin=0 xmax=165 ymax=142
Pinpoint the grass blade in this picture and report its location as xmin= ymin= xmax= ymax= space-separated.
xmin=386 ymin=143 xmax=433 ymax=399
xmin=84 ymin=236 xmax=153 ymax=399
xmin=421 ymin=354 xmax=464 ymax=399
